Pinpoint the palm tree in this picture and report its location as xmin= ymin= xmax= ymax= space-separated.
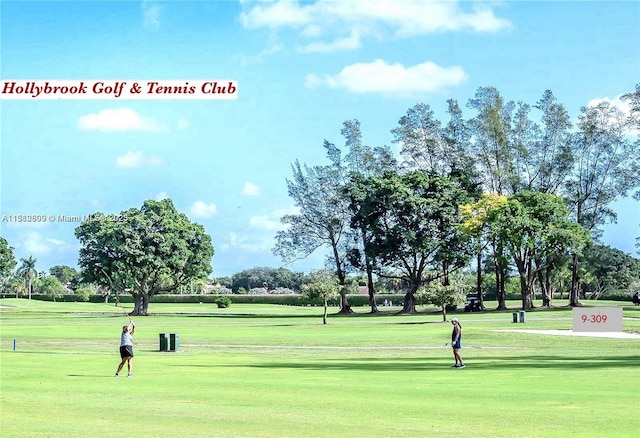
xmin=18 ymin=256 xmax=37 ymax=300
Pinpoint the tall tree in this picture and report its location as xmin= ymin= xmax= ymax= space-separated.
xmin=622 ymin=84 xmax=640 ymax=259
xmin=443 ymin=99 xmax=475 ymax=173
xmin=17 ymin=256 xmax=37 ymax=300
xmin=348 ymin=170 xmax=473 ymax=314
xmin=526 ymin=90 xmax=574 ymax=194
xmin=392 ymin=103 xmax=447 ymax=173
xmin=459 ymin=193 xmax=510 ymax=309
xmin=486 ymin=191 xmax=590 ymax=309
xmin=276 ymin=121 xmax=396 ymax=314
xmin=49 ymin=265 xmax=79 ymax=285
xmin=621 ymin=83 xmax=640 ymax=132
xmin=468 ymin=86 xmax=519 ymax=195
xmin=442 ymin=99 xmax=486 ymax=306
xmin=0 ymin=237 xmax=17 ymax=293
xmin=339 ymin=119 xmax=397 ymax=312
xmin=580 ymin=245 xmax=640 ymax=299
xmin=274 ymin=160 xmax=356 ymax=314
xmin=467 ymin=87 xmax=519 ymax=307
xmin=565 ymin=100 xmax=640 ymax=305
xmin=75 ymin=199 xmax=214 ymax=315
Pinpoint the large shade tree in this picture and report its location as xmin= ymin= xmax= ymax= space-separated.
xmin=0 ymin=237 xmax=17 ymax=293
xmin=485 ymin=191 xmax=590 ymax=309
xmin=580 ymin=244 xmax=640 ymax=299
xmin=459 ymin=193 xmax=510 ymax=310
xmin=75 ymin=199 xmax=214 ymax=316
xmin=565 ymin=99 xmax=640 ymax=306
xmin=275 ymin=122 xmax=396 ymax=314
xmin=348 ymin=170 xmax=474 ymax=314
xmin=274 ymin=159 xmax=356 ymax=314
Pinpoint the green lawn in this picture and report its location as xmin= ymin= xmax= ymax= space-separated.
xmin=1 ymin=299 xmax=639 ymax=437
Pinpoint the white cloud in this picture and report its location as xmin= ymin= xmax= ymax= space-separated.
xmin=587 ymin=95 xmax=639 ymax=135
xmin=241 ymin=0 xmax=511 ymax=53
xmin=22 ymin=232 xmax=64 ymax=256
xmin=235 ymin=43 xmax=283 ymax=65
xmin=221 ymin=231 xmax=273 ymax=253
xmin=306 ymin=59 xmax=468 ymax=96
xmin=115 ymin=151 xmax=164 ymax=168
xmin=78 ymin=107 xmax=167 ymax=132
xmin=249 ymin=215 xmax=282 ymax=231
xmin=241 ymin=181 xmax=261 ymax=196
xmin=248 ymin=206 xmax=299 ymax=231
xmin=299 ymin=30 xmax=362 ymax=53
xmin=154 ymin=192 xmax=169 ymax=201
xmin=241 ymin=0 xmax=312 ymax=29
xmin=142 ymin=1 xmax=162 ymax=29
xmin=177 ymin=119 xmax=189 ymax=130
xmin=189 ymin=201 xmax=218 ymax=218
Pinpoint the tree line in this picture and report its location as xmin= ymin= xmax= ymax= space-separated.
xmin=0 ymin=85 xmax=638 ymax=316
xmin=273 ymin=85 xmax=640 ymax=313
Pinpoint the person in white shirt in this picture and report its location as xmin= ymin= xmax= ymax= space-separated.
xmin=115 ymin=320 xmax=136 ymax=377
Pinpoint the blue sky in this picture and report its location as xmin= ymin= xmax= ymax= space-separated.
xmin=1 ymin=0 xmax=639 ymax=278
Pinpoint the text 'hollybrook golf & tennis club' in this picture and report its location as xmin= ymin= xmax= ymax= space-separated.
xmin=0 ymin=80 xmax=237 ymax=100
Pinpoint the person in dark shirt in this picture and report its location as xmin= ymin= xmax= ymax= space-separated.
xmin=450 ymin=318 xmax=465 ymax=368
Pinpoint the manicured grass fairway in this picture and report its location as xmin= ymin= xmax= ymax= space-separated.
xmin=1 ymin=299 xmax=639 ymax=437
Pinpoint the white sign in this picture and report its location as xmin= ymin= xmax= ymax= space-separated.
xmin=572 ymin=307 xmax=623 ymax=332
xmin=1 ymin=80 xmax=238 ymax=100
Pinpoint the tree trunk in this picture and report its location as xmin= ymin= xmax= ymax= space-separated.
xmin=476 ymin=250 xmax=485 ymax=309
xmin=366 ymin=264 xmax=378 ymax=313
xmin=519 ymin=272 xmax=531 ymax=310
xmin=400 ymin=289 xmax=417 ymax=314
xmin=495 ymin=258 xmax=507 ymax=310
xmin=441 ymin=305 xmax=447 ymax=322
xmin=517 ymin=258 xmax=535 ymax=311
xmin=539 ymin=264 xmax=553 ymax=308
xmin=569 ymin=253 xmax=582 ymax=307
xmin=337 ymin=286 xmax=354 ymax=314
xmin=132 ymin=293 xmax=149 ymax=316
xmin=323 ymin=299 xmax=328 ymax=325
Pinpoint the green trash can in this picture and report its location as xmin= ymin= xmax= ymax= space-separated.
xmin=512 ymin=312 xmax=518 ymax=323
xmin=159 ymin=333 xmax=169 ymax=351
xmin=169 ymin=333 xmax=179 ymax=351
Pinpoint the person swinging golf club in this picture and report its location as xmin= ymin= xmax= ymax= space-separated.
xmin=450 ymin=317 xmax=465 ymax=368
xmin=115 ymin=319 xmax=136 ymax=377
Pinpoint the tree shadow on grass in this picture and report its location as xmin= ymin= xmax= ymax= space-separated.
xmin=67 ymin=374 xmax=113 ymax=378
xmin=240 ymin=354 xmax=640 ymax=372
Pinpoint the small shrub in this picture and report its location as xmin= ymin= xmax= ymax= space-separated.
xmin=75 ymin=286 xmax=92 ymax=302
xmin=215 ymin=296 xmax=232 ymax=308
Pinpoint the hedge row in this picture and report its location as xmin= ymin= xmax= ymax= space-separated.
xmin=1 ymin=293 xmax=407 ymax=306
xmin=1 ymin=292 xmax=634 ymax=305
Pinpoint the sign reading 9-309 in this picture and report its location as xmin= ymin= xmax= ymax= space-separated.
xmin=572 ymin=307 xmax=623 ymax=332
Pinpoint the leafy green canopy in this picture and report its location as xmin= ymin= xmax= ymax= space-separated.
xmin=75 ymin=199 xmax=214 ymax=315
xmin=0 ymin=236 xmax=17 ymax=279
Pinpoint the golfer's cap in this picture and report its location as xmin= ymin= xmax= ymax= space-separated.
xmin=451 ymin=318 xmax=459 ymax=323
